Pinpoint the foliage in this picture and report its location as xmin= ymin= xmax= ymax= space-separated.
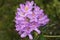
xmin=0 ymin=0 xmax=60 ymax=40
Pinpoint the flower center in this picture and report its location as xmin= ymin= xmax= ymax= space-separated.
xmin=39 ymin=16 xmax=42 ymax=19
xmin=27 ymin=27 xmax=30 ymax=31
xmin=25 ymin=6 xmax=28 ymax=11
xmin=39 ymin=14 xmax=43 ymax=19
xmin=32 ymin=12 xmax=35 ymax=17
xmin=25 ymin=17 xmax=30 ymax=22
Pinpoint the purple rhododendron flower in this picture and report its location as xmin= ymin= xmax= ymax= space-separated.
xmin=15 ymin=1 xmax=49 ymax=40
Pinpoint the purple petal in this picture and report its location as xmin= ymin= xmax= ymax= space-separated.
xmin=28 ymin=34 xmax=33 ymax=39
xmin=21 ymin=32 xmax=27 ymax=38
xmin=34 ymin=28 xmax=41 ymax=34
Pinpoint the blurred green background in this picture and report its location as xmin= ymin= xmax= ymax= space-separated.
xmin=0 ymin=0 xmax=60 ymax=40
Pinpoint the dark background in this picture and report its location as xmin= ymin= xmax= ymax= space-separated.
xmin=0 ymin=0 xmax=60 ymax=40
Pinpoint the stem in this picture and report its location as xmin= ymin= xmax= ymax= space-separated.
xmin=44 ymin=35 xmax=60 ymax=37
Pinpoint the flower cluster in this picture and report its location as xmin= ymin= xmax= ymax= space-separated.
xmin=15 ymin=1 xmax=49 ymax=40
